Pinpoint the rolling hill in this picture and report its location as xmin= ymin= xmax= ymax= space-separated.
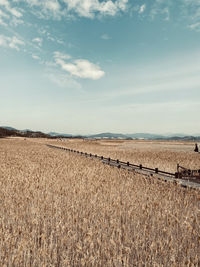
xmin=1 ymin=127 xmax=200 ymax=141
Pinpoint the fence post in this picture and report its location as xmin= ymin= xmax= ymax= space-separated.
xmin=127 ymin=162 xmax=129 ymax=166
xmin=139 ymin=164 xmax=142 ymax=169
xmin=155 ymin=168 xmax=158 ymax=174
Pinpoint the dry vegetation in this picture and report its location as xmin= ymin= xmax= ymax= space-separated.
xmin=48 ymin=138 xmax=200 ymax=173
xmin=0 ymin=138 xmax=200 ymax=266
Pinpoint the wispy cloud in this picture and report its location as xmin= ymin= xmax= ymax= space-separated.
xmin=0 ymin=0 xmax=24 ymax=26
xmin=84 ymin=51 xmax=200 ymax=108
xmin=0 ymin=8 xmax=8 ymax=25
xmin=139 ymin=4 xmax=146 ymax=14
xmin=46 ymin=71 xmax=82 ymax=89
xmin=15 ymin=0 xmax=128 ymax=20
xmin=32 ymin=54 xmax=40 ymax=60
xmin=54 ymin=51 xmax=71 ymax=60
xmin=188 ymin=22 xmax=200 ymax=31
xmin=10 ymin=16 xmax=24 ymax=26
xmin=182 ymin=0 xmax=200 ymax=31
xmin=21 ymin=0 xmax=62 ymax=19
xmin=0 ymin=34 xmax=24 ymax=50
xmin=1 ymin=0 xmax=200 ymax=29
xmin=54 ymin=52 xmax=105 ymax=80
xmin=0 ymin=0 xmax=22 ymax=18
xmin=150 ymin=1 xmax=170 ymax=21
xmin=101 ymin=33 xmax=111 ymax=40
xmin=148 ymin=0 xmax=200 ymax=29
xmin=0 ymin=0 xmax=128 ymax=25
xmin=63 ymin=0 xmax=128 ymax=18
xmin=32 ymin=37 xmax=43 ymax=47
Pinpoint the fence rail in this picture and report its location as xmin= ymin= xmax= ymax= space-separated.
xmin=46 ymin=144 xmax=200 ymax=190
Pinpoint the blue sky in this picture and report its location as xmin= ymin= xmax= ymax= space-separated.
xmin=0 ymin=0 xmax=200 ymax=134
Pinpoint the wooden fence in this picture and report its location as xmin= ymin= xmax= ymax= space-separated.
xmin=46 ymin=144 xmax=200 ymax=190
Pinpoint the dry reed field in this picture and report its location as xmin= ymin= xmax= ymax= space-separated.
xmin=48 ymin=138 xmax=200 ymax=173
xmin=0 ymin=138 xmax=200 ymax=266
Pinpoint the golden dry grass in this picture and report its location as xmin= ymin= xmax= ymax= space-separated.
xmin=0 ymin=138 xmax=200 ymax=266
xmin=48 ymin=138 xmax=200 ymax=172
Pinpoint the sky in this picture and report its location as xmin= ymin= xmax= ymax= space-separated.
xmin=0 ymin=0 xmax=200 ymax=135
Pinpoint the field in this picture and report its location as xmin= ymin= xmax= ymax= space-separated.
xmin=48 ymin=138 xmax=200 ymax=173
xmin=0 ymin=138 xmax=200 ymax=266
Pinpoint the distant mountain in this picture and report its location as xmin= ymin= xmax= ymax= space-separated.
xmin=0 ymin=127 xmax=20 ymax=138
xmin=0 ymin=127 xmax=50 ymax=138
xmin=88 ymin=132 xmax=128 ymax=139
xmin=23 ymin=130 xmax=50 ymax=138
xmin=48 ymin=132 xmax=73 ymax=137
xmin=125 ymin=133 xmax=165 ymax=139
xmin=87 ymin=132 xmax=200 ymax=141
xmin=0 ymin=126 xmax=82 ymax=139
xmin=88 ymin=132 xmax=168 ymax=140
xmin=1 ymin=126 xmax=17 ymax=131
xmin=21 ymin=129 xmax=33 ymax=132
xmin=164 ymin=133 xmax=190 ymax=138
xmin=165 ymin=136 xmax=200 ymax=141
xmin=1 ymin=126 xmax=200 ymax=141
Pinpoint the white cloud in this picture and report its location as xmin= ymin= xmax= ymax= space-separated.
xmin=98 ymin=1 xmax=118 ymax=16
xmin=57 ymin=39 xmax=64 ymax=44
xmin=27 ymin=0 xmax=60 ymax=11
xmin=44 ymin=0 xmax=60 ymax=12
xmin=45 ymin=61 xmax=57 ymax=67
xmin=0 ymin=1 xmax=24 ymax=27
xmin=0 ymin=8 xmax=8 ymax=18
xmin=0 ymin=34 xmax=24 ymax=50
xmin=149 ymin=0 xmax=200 ymax=26
xmin=150 ymin=2 xmax=170 ymax=21
xmin=0 ymin=8 xmax=8 ymax=25
xmin=139 ymin=4 xmax=146 ymax=14
xmin=54 ymin=51 xmax=71 ymax=60
xmin=117 ymin=0 xmax=128 ymax=11
xmin=11 ymin=16 xmax=24 ymax=26
xmin=32 ymin=37 xmax=43 ymax=46
xmin=63 ymin=0 xmax=128 ymax=18
xmin=32 ymin=54 xmax=40 ymax=60
xmin=54 ymin=51 xmax=105 ymax=80
xmin=183 ymin=0 xmax=200 ymax=30
xmin=20 ymin=0 xmax=62 ymax=19
xmin=2 ymin=0 xmax=200 ymax=27
xmin=13 ymin=0 xmax=128 ymax=19
xmin=188 ymin=22 xmax=200 ymax=31
xmin=58 ymin=59 xmax=105 ymax=80
xmin=0 ymin=0 xmax=22 ymax=17
xmin=9 ymin=36 xmax=24 ymax=50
